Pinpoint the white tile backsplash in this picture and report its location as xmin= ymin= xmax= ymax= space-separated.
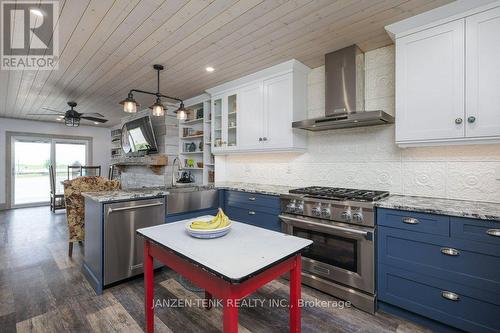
xmin=218 ymin=45 xmax=500 ymax=203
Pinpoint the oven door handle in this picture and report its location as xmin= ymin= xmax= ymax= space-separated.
xmin=279 ymin=215 xmax=373 ymax=241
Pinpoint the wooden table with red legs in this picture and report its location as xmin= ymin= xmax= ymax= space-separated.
xmin=137 ymin=217 xmax=312 ymax=333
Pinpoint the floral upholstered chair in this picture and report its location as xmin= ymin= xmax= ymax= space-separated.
xmin=63 ymin=176 xmax=121 ymax=257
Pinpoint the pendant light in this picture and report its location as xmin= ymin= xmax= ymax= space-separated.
xmin=175 ymin=102 xmax=188 ymax=120
xmin=120 ymin=64 xmax=185 ymax=117
xmin=150 ymin=97 xmax=165 ymax=116
xmin=119 ymin=92 xmax=138 ymax=113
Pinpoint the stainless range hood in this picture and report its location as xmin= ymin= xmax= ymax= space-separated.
xmin=293 ymin=45 xmax=394 ymax=131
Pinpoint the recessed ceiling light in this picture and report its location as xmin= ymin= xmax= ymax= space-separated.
xmin=205 ymin=66 xmax=214 ymax=72
xmin=93 ymin=122 xmax=99 ymax=125
xmin=56 ymin=118 xmax=63 ymax=121
xmin=30 ymin=8 xmax=44 ymax=17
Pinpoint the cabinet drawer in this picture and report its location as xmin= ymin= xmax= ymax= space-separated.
xmin=379 ymin=264 xmax=500 ymax=333
xmin=377 ymin=208 xmax=449 ymax=236
xmin=378 ymin=226 xmax=500 ymax=294
xmin=451 ymin=217 xmax=500 ymax=246
xmin=225 ymin=205 xmax=280 ymax=232
xmin=225 ymin=190 xmax=280 ymax=210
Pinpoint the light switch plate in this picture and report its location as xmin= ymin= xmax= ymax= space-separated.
xmin=496 ymin=166 xmax=500 ymax=180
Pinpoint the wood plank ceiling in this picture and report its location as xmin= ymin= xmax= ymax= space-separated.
xmin=0 ymin=0 xmax=452 ymax=127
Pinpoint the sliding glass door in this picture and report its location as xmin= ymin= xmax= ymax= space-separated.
xmin=55 ymin=141 xmax=87 ymax=193
xmin=12 ymin=139 xmax=52 ymax=205
xmin=11 ymin=136 xmax=89 ymax=207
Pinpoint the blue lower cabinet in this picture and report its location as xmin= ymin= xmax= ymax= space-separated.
xmin=223 ymin=190 xmax=281 ymax=232
xmin=225 ymin=205 xmax=281 ymax=232
xmin=377 ymin=208 xmax=500 ymax=333
xmin=451 ymin=216 xmax=500 ymax=246
xmin=378 ymin=227 xmax=500 ymax=292
xmin=378 ymin=264 xmax=500 ymax=333
xmin=377 ymin=208 xmax=450 ymax=236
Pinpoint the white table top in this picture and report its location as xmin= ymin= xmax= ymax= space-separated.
xmin=137 ymin=216 xmax=312 ymax=283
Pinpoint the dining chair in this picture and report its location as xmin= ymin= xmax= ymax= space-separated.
xmin=81 ymin=166 xmax=101 ymax=177
xmin=67 ymin=165 xmax=82 ymax=180
xmin=49 ymin=165 xmax=65 ymax=212
xmin=63 ymin=176 xmax=121 ymax=257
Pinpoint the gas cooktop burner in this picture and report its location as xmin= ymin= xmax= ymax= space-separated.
xmin=289 ymin=186 xmax=390 ymax=202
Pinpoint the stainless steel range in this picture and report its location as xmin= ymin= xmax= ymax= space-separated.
xmin=279 ymin=186 xmax=389 ymax=313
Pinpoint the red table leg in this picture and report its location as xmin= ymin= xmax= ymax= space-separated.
xmin=144 ymin=240 xmax=154 ymax=333
xmin=223 ymin=298 xmax=239 ymax=333
xmin=205 ymin=290 xmax=213 ymax=310
xmin=289 ymin=254 xmax=302 ymax=333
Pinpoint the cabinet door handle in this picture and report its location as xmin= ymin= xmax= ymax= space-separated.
xmin=486 ymin=229 xmax=500 ymax=237
xmin=108 ymin=202 xmax=163 ymax=214
xmin=441 ymin=291 xmax=460 ymax=302
xmin=248 ymin=211 xmax=256 ymax=215
xmin=455 ymin=118 xmax=463 ymax=124
xmin=130 ymin=263 xmax=143 ymax=270
xmin=440 ymin=247 xmax=460 ymax=256
xmin=402 ymin=217 xmax=419 ymax=225
xmin=467 ymin=116 xmax=476 ymax=123
xmin=248 ymin=197 xmax=256 ymax=201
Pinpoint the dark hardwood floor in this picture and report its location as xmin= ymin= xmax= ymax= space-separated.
xmin=0 ymin=207 xmax=432 ymax=333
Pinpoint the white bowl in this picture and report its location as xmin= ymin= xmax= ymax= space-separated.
xmin=185 ymin=218 xmax=232 ymax=239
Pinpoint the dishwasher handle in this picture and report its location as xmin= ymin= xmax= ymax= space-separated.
xmin=107 ymin=202 xmax=163 ymax=214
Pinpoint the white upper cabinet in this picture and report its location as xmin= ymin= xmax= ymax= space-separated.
xmin=206 ymin=60 xmax=309 ymax=154
xmin=388 ymin=2 xmax=500 ymax=147
xmin=396 ymin=20 xmax=465 ymax=142
xmin=466 ymin=6 xmax=500 ymax=138
xmin=238 ymin=83 xmax=263 ymax=150
xmin=263 ymin=73 xmax=294 ymax=149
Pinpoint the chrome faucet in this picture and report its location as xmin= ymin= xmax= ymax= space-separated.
xmin=171 ymin=156 xmax=182 ymax=187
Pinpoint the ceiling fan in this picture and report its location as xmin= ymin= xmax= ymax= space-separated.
xmin=28 ymin=101 xmax=108 ymax=127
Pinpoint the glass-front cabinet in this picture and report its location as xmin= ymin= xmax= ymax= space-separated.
xmin=211 ymin=93 xmax=238 ymax=153
xmin=212 ymin=96 xmax=223 ymax=153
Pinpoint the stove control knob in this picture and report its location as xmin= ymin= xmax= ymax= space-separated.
xmin=352 ymin=211 xmax=363 ymax=222
xmin=341 ymin=211 xmax=352 ymax=221
xmin=286 ymin=200 xmax=296 ymax=212
xmin=321 ymin=207 xmax=331 ymax=218
xmin=295 ymin=201 xmax=304 ymax=214
xmin=311 ymin=206 xmax=321 ymax=217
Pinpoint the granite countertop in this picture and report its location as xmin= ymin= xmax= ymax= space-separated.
xmin=82 ymin=188 xmax=169 ymax=203
xmin=214 ymin=182 xmax=293 ymax=196
xmin=375 ymin=195 xmax=500 ymax=222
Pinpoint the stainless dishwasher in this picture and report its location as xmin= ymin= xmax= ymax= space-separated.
xmin=103 ymin=198 xmax=165 ymax=285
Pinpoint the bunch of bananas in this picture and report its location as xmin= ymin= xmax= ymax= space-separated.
xmin=190 ymin=208 xmax=231 ymax=230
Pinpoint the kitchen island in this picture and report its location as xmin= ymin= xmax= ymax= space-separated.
xmin=138 ymin=217 xmax=312 ymax=333
xmin=82 ymin=188 xmax=168 ymax=294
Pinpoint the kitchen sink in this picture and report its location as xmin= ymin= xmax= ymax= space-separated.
xmin=166 ymin=187 xmax=218 ymax=215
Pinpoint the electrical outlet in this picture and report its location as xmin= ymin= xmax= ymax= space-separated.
xmin=496 ymin=166 xmax=500 ymax=180
xmin=286 ymin=165 xmax=292 ymax=174
xmin=245 ymin=165 xmax=251 ymax=174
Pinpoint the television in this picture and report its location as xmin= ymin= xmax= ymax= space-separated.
xmin=121 ymin=116 xmax=158 ymax=154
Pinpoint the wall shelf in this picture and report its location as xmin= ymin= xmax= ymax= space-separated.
xmin=180 ymin=134 xmax=204 ymax=139
xmin=182 ymin=118 xmax=204 ymax=124
xmin=179 ymin=97 xmax=214 ymax=185
xmin=112 ymin=155 xmax=168 ymax=175
xmin=181 ymin=151 xmax=203 ymax=155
